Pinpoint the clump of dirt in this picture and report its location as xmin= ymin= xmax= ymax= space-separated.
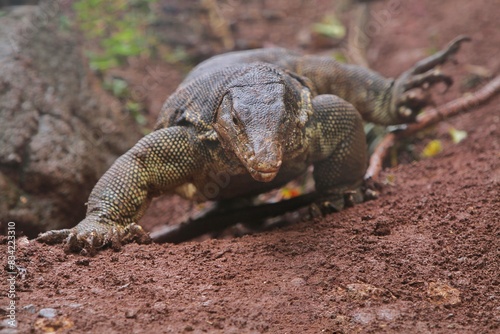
xmin=2 ymin=0 xmax=499 ymax=333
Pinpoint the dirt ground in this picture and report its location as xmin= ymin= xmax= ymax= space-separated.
xmin=2 ymin=0 xmax=499 ymax=333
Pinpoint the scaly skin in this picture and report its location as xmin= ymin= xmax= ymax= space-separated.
xmin=37 ymin=36 xmax=469 ymax=255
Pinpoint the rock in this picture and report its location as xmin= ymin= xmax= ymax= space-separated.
xmin=0 ymin=4 xmax=141 ymax=236
xmin=125 ymin=309 xmax=138 ymax=319
xmin=22 ymin=304 xmax=36 ymax=314
xmin=153 ymin=302 xmax=168 ymax=315
xmin=38 ymin=308 xmax=57 ymax=318
xmin=290 ymin=277 xmax=306 ymax=286
xmin=351 ymin=310 xmax=375 ymax=324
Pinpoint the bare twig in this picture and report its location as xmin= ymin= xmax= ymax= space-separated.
xmin=365 ymin=75 xmax=500 ymax=181
xmin=151 ymin=192 xmax=320 ymax=243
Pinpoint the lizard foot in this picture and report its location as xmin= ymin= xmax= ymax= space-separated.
xmin=392 ymin=35 xmax=471 ymax=122
xmin=36 ymin=217 xmax=151 ymax=256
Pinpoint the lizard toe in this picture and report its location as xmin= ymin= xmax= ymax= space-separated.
xmin=123 ymin=223 xmax=152 ymax=245
xmin=308 ymin=203 xmax=323 ymax=219
xmin=36 ymin=229 xmax=72 ymax=245
xmin=40 ymin=216 xmax=150 ymax=255
xmin=63 ymin=231 xmax=82 ymax=254
xmin=408 ymin=35 xmax=471 ymax=75
xmin=108 ymin=226 xmax=124 ymax=251
xmin=391 ymin=35 xmax=471 ymax=123
xmin=121 ymin=223 xmax=153 ymax=244
xmin=403 ymin=69 xmax=453 ymax=92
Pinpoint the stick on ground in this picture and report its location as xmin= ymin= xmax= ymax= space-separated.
xmin=365 ymin=75 xmax=500 ymax=181
xmin=151 ymin=192 xmax=320 ymax=243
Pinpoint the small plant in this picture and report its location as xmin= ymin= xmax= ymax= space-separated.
xmin=73 ymin=0 xmax=162 ymax=128
xmin=74 ymin=0 xmax=159 ymax=71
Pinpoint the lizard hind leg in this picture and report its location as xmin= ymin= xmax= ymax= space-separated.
xmin=310 ymin=95 xmax=368 ymax=212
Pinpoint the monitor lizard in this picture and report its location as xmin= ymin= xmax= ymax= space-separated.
xmin=37 ymin=36 xmax=469 ymax=254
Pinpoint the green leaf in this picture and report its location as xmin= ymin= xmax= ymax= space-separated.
xmin=332 ymin=51 xmax=348 ymax=63
xmin=88 ymin=54 xmax=120 ymax=71
xmin=128 ymin=104 xmax=147 ymax=126
xmin=58 ymin=15 xmax=72 ymax=31
xmin=104 ymin=78 xmax=129 ymax=98
xmin=126 ymin=101 xmax=142 ymax=113
xmin=163 ymin=46 xmax=189 ymax=64
xmin=74 ymin=0 xmax=160 ymax=71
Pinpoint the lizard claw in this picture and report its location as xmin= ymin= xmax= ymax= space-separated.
xmin=319 ymin=199 xmax=344 ymax=214
xmin=391 ymin=35 xmax=471 ymax=123
xmin=314 ymin=188 xmax=364 ymax=215
xmin=36 ymin=217 xmax=151 ymax=256
xmin=402 ymin=68 xmax=453 ymax=92
xmin=407 ymin=35 xmax=471 ymax=75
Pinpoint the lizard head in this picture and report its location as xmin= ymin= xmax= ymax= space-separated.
xmin=213 ymin=66 xmax=297 ymax=182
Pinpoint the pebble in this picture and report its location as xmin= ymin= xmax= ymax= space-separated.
xmin=376 ymin=307 xmax=400 ymax=321
xmin=68 ymin=303 xmax=83 ymax=309
xmin=38 ymin=308 xmax=57 ymax=318
xmin=125 ymin=309 xmax=137 ymax=319
xmin=351 ymin=311 xmax=375 ymax=324
xmin=153 ymin=302 xmax=168 ymax=315
xmin=290 ymin=277 xmax=306 ymax=286
xmin=22 ymin=304 xmax=36 ymax=314
xmin=201 ymin=300 xmax=213 ymax=307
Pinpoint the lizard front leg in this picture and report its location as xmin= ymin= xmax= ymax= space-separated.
xmin=310 ymin=95 xmax=367 ymax=211
xmin=37 ymin=126 xmax=204 ymax=255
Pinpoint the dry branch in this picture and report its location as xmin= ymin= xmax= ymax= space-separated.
xmin=365 ymin=75 xmax=500 ymax=181
xmin=151 ymin=192 xmax=320 ymax=243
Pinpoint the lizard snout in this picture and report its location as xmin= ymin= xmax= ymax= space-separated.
xmin=246 ymin=143 xmax=283 ymax=182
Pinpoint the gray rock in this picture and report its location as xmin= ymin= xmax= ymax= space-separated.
xmin=38 ymin=308 xmax=57 ymax=319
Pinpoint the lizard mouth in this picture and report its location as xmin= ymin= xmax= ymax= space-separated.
xmin=247 ymin=167 xmax=279 ymax=182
